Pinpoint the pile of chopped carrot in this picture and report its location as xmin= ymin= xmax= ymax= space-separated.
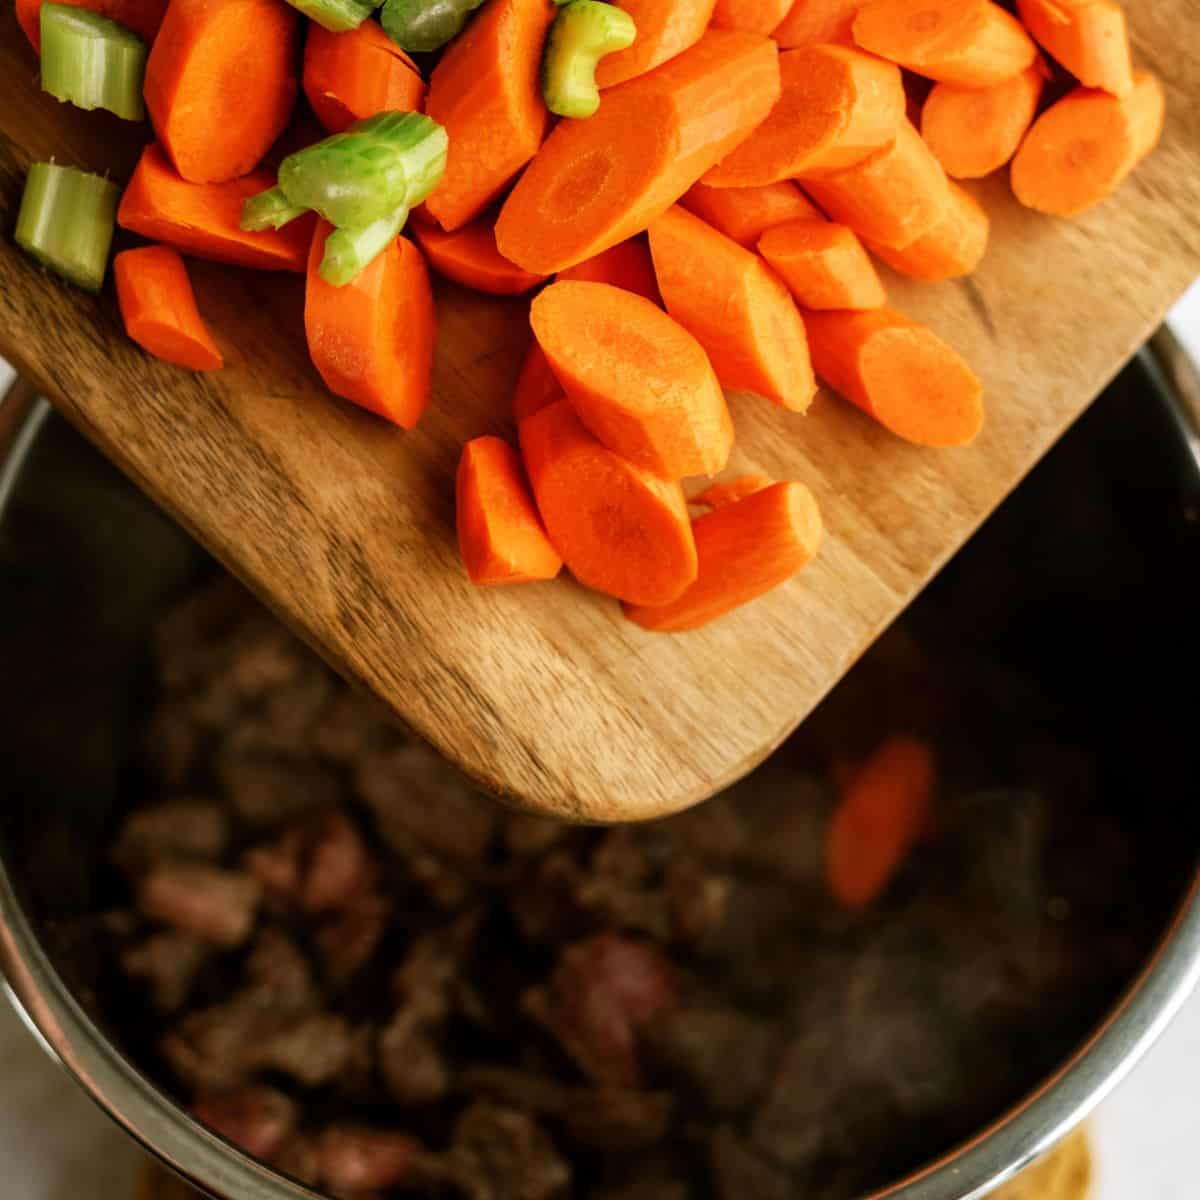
xmin=15 ymin=0 xmax=1165 ymax=634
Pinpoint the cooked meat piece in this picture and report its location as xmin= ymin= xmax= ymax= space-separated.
xmin=507 ymin=852 xmax=592 ymax=945
xmin=226 ymin=626 xmax=307 ymax=698
xmin=112 ymin=800 xmax=230 ymax=874
xmin=244 ymin=928 xmax=318 ymax=1013
xmin=244 ymin=826 xmax=305 ymax=907
xmin=151 ymin=576 xmax=248 ymax=689
xmin=217 ymin=752 xmax=341 ymax=829
xmin=120 ymin=932 xmax=213 ymax=1013
xmin=316 ymin=893 xmax=392 ymax=987
xmin=316 ymin=1125 xmax=426 ymax=1195
xmin=708 ymin=1127 xmax=791 ymax=1200
xmin=447 ymin=1103 xmax=571 ymax=1200
xmin=310 ymin=689 xmax=395 ymax=763
xmin=271 ymin=1134 xmax=321 ymax=1188
xmin=255 ymin=1013 xmax=356 ymax=1087
xmin=191 ymin=1086 xmax=299 ymax=1161
xmin=378 ymin=1018 xmax=451 ymax=1108
xmin=137 ymin=863 xmax=261 ymax=947
xmin=162 ymin=995 xmax=284 ymax=1092
xmin=501 ymin=813 xmax=568 ymax=859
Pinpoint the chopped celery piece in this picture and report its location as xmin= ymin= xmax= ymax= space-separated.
xmin=241 ymin=186 xmax=309 ymax=232
xmin=278 ymin=112 xmax=447 ymax=230
xmin=40 ymin=3 xmax=147 ymax=122
xmin=320 ymin=206 xmax=409 ymax=287
xmin=282 ymin=0 xmax=375 ymax=32
xmin=543 ymin=0 xmax=635 ymax=119
xmin=15 ymin=163 xmax=119 ymax=293
xmin=380 ymin=0 xmax=484 ymax=53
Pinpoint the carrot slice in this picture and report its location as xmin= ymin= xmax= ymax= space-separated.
xmin=531 ymin=281 xmax=733 ymax=479
xmin=457 ymin=437 xmax=562 ymax=585
xmin=680 ymin=180 xmax=821 ymax=249
xmin=118 ymin=145 xmax=315 ymax=273
xmin=691 ymin=473 xmax=773 ymax=508
xmin=557 ymin=238 xmax=662 ymax=305
xmin=513 ymin=343 xmax=565 ymax=425
xmin=624 ymin=481 xmax=822 ymax=632
xmin=866 ymin=181 xmax=988 ymax=282
xmin=800 ymin=120 xmax=951 ymax=251
xmin=647 ymin=205 xmax=815 ymax=412
xmin=519 ymin=399 xmax=698 ymax=605
xmin=412 ymin=218 xmax=547 ymax=295
xmin=774 ymin=0 xmax=868 ymax=48
xmin=1011 ymin=72 xmax=1164 ymax=217
xmin=303 ymin=21 xmax=426 ymax=136
xmin=826 ymin=735 xmax=934 ymax=908
xmin=305 ymin=221 xmax=435 ymax=429
xmin=594 ymin=0 xmax=717 ymax=89
xmin=758 ymin=219 xmax=886 ymax=310
xmin=423 ymin=0 xmax=554 ymax=232
xmin=711 ymin=0 xmax=792 ymax=35
xmin=144 ymin=0 xmax=300 ymax=184
xmin=17 ymin=0 xmax=166 ymax=50
xmin=853 ymin=0 xmax=1037 ymax=87
xmin=704 ymin=45 xmax=905 ymax=187
xmin=114 ymin=246 xmax=223 ymax=372
xmin=496 ymin=30 xmax=782 ymax=275
xmin=804 ymin=306 xmax=983 ymax=447
xmin=1016 ymin=0 xmax=1132 ymax=96
xmin=921 ymin=63 xmax=1044 ymax=180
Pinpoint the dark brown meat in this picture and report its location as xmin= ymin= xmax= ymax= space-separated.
xmin=447 ymin=1103 xmax=571 ymax=1200
xmin=120 ymin=932 xmax=213 ymax=1013
xmin=217 ymin=752 xmax=342 ymax=830
xmin=112 ymin=800 xmax=230 ymax=874
xmin=708 ymin=1127 xmax=792 ymax=1200
xmin=244 ymin=928 xmax=318 ymax=1013
xmin=316 ymin=892 xmax=392 ymax=987
xmin=316 ymin=1125 xmax=426 ymax=1195
xmin=191 ymin=1086 xmax=299 ymax=1161
xmin=137 ymin=863 xmax=261 ymax=947
xmin=255 ymin=1013 xmax=357 ymax=1087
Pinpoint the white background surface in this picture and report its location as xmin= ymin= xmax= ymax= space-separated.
xmin=2 ymin=286 xmax=1198 ymax=1196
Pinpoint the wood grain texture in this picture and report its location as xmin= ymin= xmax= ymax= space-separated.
xmin=1 ymin=6 xmax=1198 ymax=822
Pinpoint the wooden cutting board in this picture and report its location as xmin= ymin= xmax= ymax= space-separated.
xmin=1 ymin=7 xmax=1198 ymax=822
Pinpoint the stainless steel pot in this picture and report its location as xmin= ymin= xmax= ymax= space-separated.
xmin=1 ymin=339 xmax=1199 ymax=1200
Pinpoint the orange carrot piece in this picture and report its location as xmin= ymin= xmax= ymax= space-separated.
xmin=704 ymin=45 xmax=905 ymax=187
xmin=853 ymin=0 xmax=1038 ymax=87
xmin=457 ymin=437 xmax=562 ymax=585
xmin=624 ymin=481 xmax=822 ymax=632
xmin=17 ymin=0 xmax=166 ymax=51
xmin=412 ymin=218 xmax=546 ymax=295
xmin=531 ymin=281 xmax=733 ymax=479
xmin=921 ymin=63 xmax=1044 ymax=179
xmin=519 ymin=399 xmax=698 ymax=605
xmin=513 ymin=343 xmax=565 ymax=425
xmin=647 ymin=205 xmax=815 ymax=412
xmin=594 ymin=0 xmax=717 ymax=89
xmin=680 ymin=180 xmax=822 ymax=249
xmin=1011 ymin=72 xmax=1164 ymax=217
xmin=114 ymin=246 xmax=223 ymax=372
xmin=557 ymin=238 xmax=662 ymax=305
xmin=691 ymin=473 xmax=773 ymax=508
xmin=866 ymin=181 xmax=989 ymax=281
xmin=118 ymin=145 xmax=315 ymax=273
xmin=800 ymin=120 xmax=951 ymax=251
xmin=1016 ymin=0 xmax=1133 ymax=96
xmin=804 ymin=306 xmax=983 ymax=447
xmin=711 ymin=0 xmax=792 ymax=35
xmin=496 ymin=30 xmax=782 ymax=274
xmin=825 ymin=734 xmax=934 ymax=908
xmin=303 ymin=21 xmax=426 ymax=136
xmin=759 ymin=219 xmax=885 ymax=311
xmin=305 ymin=221 xmax=436 ymax=429
xmin=144 ymin=0 xmax=300 ymax=184
xmin=773 ymin=0 xmax=869 ymax=48
xmin=424 ymin=0 xmax=554 ymax=232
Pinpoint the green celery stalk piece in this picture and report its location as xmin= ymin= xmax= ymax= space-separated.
xmin=241 ymin=186 xmax=309 ymax=232
xmin=278 ymin=111 xmax=447 ymax=230
xmin=15 ymin=163 xmax=119 ymax=293
xmin=380 ymin=0 xmax=484 ymax=54
xmin=320 ymin=206 xmax=410 ymax=287
xmin=281 ymin=0 xmax=376 ymax=33
xmin=543 ymin=0 xmax=636 ymax=119
xmin=40 ymin=2 xmax=147 ymax=122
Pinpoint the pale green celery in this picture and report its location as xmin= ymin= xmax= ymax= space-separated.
xmin=241 ymin=186 xmax=309 ymax=232
xmin=282 ymin=0 xmax=375 ymax=33
xmin=319 ymin=206 xmax=410 ymax=287
xmin=543 ymin=1 xmax=636 ymax=119
xmin=40 ymin=3 xmax=147 ymax=122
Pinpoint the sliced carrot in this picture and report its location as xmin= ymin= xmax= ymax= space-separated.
xmin=826 ymin=735 xmax=934 ymax=908
xmin=1016 ymin=0 xmax=1133 ymax=97
xmin=305 ymin=221 xmax=435 ymax=429
xmin=496 ymin=30 xmax=782 ymax=274
xmin=530 ymin=281 xmax=733 ymax=479
xmin=519 ymin=399 xmax=698 ymax=605
xmin=557 ymin=238 xmax=662 ymax=305
xmin=513 ymin=343 xmax=565 ymax=425
xmin=804 ymin=306 xmax=983 ymax=447
xmin=680 ymin=180 xmax=821 ymax=249
xmin=800 ymin=120 xmax=951 ymax=251
xmin=303 ymin=21 xmax=426 ymax=136
xmin=691 ymin=473 xmax=773 ymax=508
xmin=594 ymin=0 xmax=717 ymax=89
xmin=852 ymin=0 xmax=1038 ymax=87
xmin=773 ymin=0 xmax=869 ymax=49
xmin=424 ymin=0 xmax=554 ymax=232
xmin=412 ymin=218 xmax=547 ymax=295
xmin=921 ymin=63 xmax=1045 ymax=180
xmin=711 ymin=0 xmax=792 ymax=35
xmin=144 ymin=0 xmax=300 ymax=184
xmin=866 ymin=181 xmax=989 ymax=282
xmin=1011 ymin=72 xmax=1164 ymax=217
xmin=17 ymin=0 xmax=167 ymax=51
xmin=457 ymin=437 xmax=563 ymax=585
xmin=624 ymin=481 xmax=822 ymax=632
xmin=758 ymin=219 xmax=886 ymax=310
xmin=114 ymin=246 xmax=223 ymax=372
xmin=647 ymin=205 xmax=815 ymax=412
xmin=118 ymin=145 xmax=315 ymax=273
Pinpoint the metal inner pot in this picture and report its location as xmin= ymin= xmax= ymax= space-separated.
xmin=1 ymin=342 xmax=1199 ymax=1200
